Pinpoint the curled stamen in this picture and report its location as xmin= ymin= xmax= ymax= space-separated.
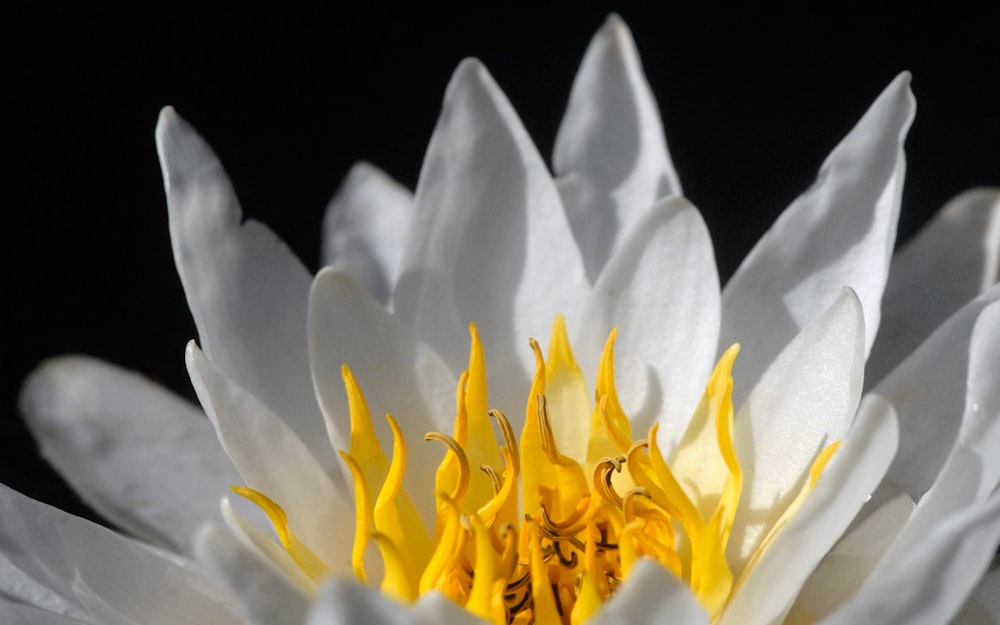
xmin=552 ymin=540 xmax=579 ymax=568
xmin=540 ymin=496 xmax=591 ymax=532
xmin=507 ymin=589 xmax=532 ymax=618
xmin=490 ymin=409 xmax=520 ymax=474
xmin=506 ymin=570 xmax=531 ymax=591
xmin=425 ymin=432 xmax=470 ymax=501
xmin=536 ymin=395 xmax=576 ymax=467
xmin=593 ymin=456 xmax=626 ymax=508
xmin=481 ymin=465 xmax=502 ymax=494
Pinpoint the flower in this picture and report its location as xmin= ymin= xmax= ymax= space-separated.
xmin=6 ymin=13 xmax=1000 ymax=625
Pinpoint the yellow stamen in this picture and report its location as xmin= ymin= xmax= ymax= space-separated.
xmin=239 ymin=320 xmax=843 ymax=625
xmin=230 ymin=486 xmax=331 ymax=581
xmin=338 ymin=451 xmax=375 ymax=582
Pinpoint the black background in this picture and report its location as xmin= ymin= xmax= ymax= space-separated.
xmin=3 ymin=5 xmax=998 ymax=527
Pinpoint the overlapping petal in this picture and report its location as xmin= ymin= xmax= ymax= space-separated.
xmin=553 ymin=14 xmax=681 ymax=280
xmin=157 ymin=108 xmax=332 ymax=477
xmin=321 ymin=161 xmax=414 ymax=305
xmin=393 ymin=59 xmax=589 ymax=419
xmin=867 ymin=189 xmax=1000 ymax=384
xmin=0 ymin=485 xmax=240 ymax=625
xmin=577 ymin=195 xmax=720 ymax=444
xmin=728 ymin=289 xmax=865 ymax=568
xmin=720 ymin=73 xmax=914 ymax=404
xmin=8 ymin=14 xmax=999 ymax=625
xmin=195 ymin=522 xmax=311 ymax=625
xmin=187 ymin=341 xmax=355 ymax=572
xmin=19 ymin=355 xmax=238 ymax=552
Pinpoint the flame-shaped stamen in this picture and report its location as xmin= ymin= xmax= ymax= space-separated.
xmin=230 ymin=486 xmax=332 ymax=581
xmin=240 ymin=319 xmax=844 ymax=624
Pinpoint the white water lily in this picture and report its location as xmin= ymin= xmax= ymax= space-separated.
xmin=6 ymin=14 xmax=1000 ymax=625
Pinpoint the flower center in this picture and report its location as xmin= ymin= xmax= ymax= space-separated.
xmin=235 ymin=315 xmax=840 ymax=624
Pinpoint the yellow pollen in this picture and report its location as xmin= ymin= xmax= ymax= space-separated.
xmin=237 ymin=318 xmax=842 ymax=624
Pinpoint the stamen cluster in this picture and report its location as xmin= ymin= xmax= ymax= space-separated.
xmin=238 ymin=317 xmax=839 ymax=624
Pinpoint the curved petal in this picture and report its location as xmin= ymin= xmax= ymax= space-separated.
xmin=818 ymin=491 xmax=1000 ymax=625
xmin=305 ymin=579 xmax=418 ymax=625
xmin=720 ymin=73 xmax=915 ymax=404
xmin=876 ymin=299 xmax=1000 ymax=559
xmin=729 ymin=289 xmax=866 ymax=570
xmin=156 ymin=107 xmax=331 ymax=474
xmin=0 ymin=597 xmax=91 ymax=625
xmin=589 ymin=559 xmax=708 ymax=625
xmin=867 ymin=188 xmax=1000 ymax=386
xmin=1 ymin=553 xmax=88 ymax=621
xmin=321 ymin=161 xmax=413 ymax=305
xmin=309 ymin=268 xmax=455 ymax=525
xmin=19 ymin=355 xmax=238 ymax=553
xmin=787 ymin=494 xmax=915 ymax=623
xmin=870 ymin=286 xmax=999 ymax=507
xmin=392 ymin=59 xmax=588 ymax=416
xmin=720 ymin=393 xmax=898 ymax=625
xmin=186 ymin=342 xmax=353 ymax=573
xmin=0 ymin=485 xmax=239 ymax=625
xmin=194 ymin=522 xmax=310 ymax=625
xmin=954 ymin=569 xmax=999 ymax=624
xmin=577 ymin=195 xmax=720 ymax=444
xmin=553 ymin=14 xmax=681 ymax=280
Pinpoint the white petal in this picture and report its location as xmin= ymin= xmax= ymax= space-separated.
xmin=729 ymin=289 xmax=866 ymax=569
xmin=875 ymin=298 xmax=1000 ymax=560
xmin=0 ymin=485 xmax=239 ymax=625
xmin=156 ymin=107 xmax=332 ymax=474
xmin=720 ymin=73 xmax=915 ymax=403
xmin=589 ymin=559 xmax=708 ymax=625
xmin=720 ymin=393 xmax=898 ymax=625
xmin=553 ymin=14 xmax=681 ymax=280
xmin=818 ymin=491 xmax=1000 ymax=625
xmin=392 ymin=59 xmax=588 ymax=416
xmin=0 ymin=553 xmax=88 ymax=621
xmin=194 ymin=522 xmax=310 ymax=625
xmin=954 ymin=568 xmax=1000 ymax=624
xmin=871 ymin=286 xmax=999 ymax=506
xmin=789 ymin=494 xmax=915 ymax=622
xmin=218 ymin=496 xmax=319 ymax=595
xmin=412 ymin=592 xmax=490 ymax=625
xmin=0 ymin=597 xmax=92 ymax=625
xmin=321 ymin=162 xmax=413 ymax=304
xmin=19 ymin=355 xmax=238 ymax=553
xmin=577 ymin=196 xmax=720 ymax=444
xmin=309 ymin=268 xmax=455 ymax=525
xmin=305 ymin=580 xmax=417 ymax=625
xmin=187 ymin=342 xmax=353 ymax=573
xmin=867 ymin=188 xmax=1000 ymax=386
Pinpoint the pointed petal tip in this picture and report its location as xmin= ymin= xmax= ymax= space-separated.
xmin=598 ymin=12 xmax=635 ymax=46
xmin=885 ymin=70 xmax=916 ymax=117
xmin=157 ymin=105 xmax=176 ymax=125
xmin=184 ymin=338 xmax=202 ymax=363
xmin=154 ymin=104 xmax=217 ymax=187
xmin=155 ymin=105 xmax=185 ymax=149
xmin=453 ymin=56 xmax=488 ymax=81
xmin=443 ymin=57 xmax=499 ymax=106
xmin=19 ymin=355 xmax=79 ymax=425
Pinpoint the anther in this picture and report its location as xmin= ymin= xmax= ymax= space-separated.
xmin=593 ymin=456 xmax=626 ymax=507
xmin=481 ymin=465 xmax=502 ymax=494
xmin=425 ymin=432 xmax=470 ymax=500
xmin=490 ymin=409 xmax=520 ymax=474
